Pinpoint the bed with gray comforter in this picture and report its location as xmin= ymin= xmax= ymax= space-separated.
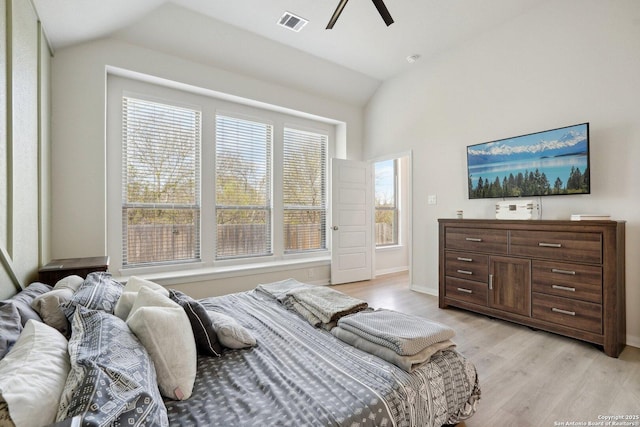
xmin=0 ymin=276 xmax=479 ymax=427
xmin=164 ymin=289 xmax=480 ymax=427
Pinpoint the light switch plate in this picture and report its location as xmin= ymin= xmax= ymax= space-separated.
xmin=427 ymin=194 xmax=437 ymax=205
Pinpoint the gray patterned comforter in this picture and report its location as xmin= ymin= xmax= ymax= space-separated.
xmin=164 ymin=291 xmax=480 ymax=426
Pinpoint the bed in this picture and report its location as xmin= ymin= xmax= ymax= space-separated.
xmin=0 ymin=273 xmax=480 ymax=427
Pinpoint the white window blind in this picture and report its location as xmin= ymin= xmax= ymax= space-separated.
xmin=122 ymin=96 xmax=201 ymax=267
xmin=374 ymin=159 xmax=398 ymax=246
xmin=215 ymin=115 xmax=273 ymax=259
xmin=283 ymin=128 xmax=327 ymax=253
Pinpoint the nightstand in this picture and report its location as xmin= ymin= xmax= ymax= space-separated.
xmin=38 ymin=256 xmax=110 ymax=286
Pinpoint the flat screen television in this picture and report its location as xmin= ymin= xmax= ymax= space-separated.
xmin=467 ymin=123 xmax=590 ymax=199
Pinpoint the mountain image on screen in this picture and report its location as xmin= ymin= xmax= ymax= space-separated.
xmin=467 ymin=123 xmax=590 ymax=199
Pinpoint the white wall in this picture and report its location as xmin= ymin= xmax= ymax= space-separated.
xmin=50 ymin=37 xmax=365 ymax=294
xmin=0 ymin=0 xmax=51 ymax=299
xmin=364 ymin=0 xmax=640 ymax=347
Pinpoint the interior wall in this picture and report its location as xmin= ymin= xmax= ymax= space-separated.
xmin=364 ymin=0 xmax=640 ymax=347
xmin=0 ymin=0 xmax=51 ymax=299
xmin=50 ymin=37 xmax=365 ymax=294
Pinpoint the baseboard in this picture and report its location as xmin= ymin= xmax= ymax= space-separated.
xmin=410 ymin=283 xmax=438 ymax=297
xmin=374 ymin=266 xmax=409 ymax=277
xmin=626 ymin=334 xmax=640 ymax=349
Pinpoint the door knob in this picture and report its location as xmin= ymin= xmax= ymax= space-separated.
xmin=332 ymin=226 xmax=339 ymax=231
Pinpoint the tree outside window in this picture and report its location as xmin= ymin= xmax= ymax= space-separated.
xmin=119 ymin=95 xmax=330 ymax=269
xmin=215 ymin=115 xmax=272 ymax=259
xmin=374 ymin=159 xmax=398 ymax=246
xmin=283 ymin=128 xmax=327 ymax=253
xmin=122 ymin=97 xmax=201 ymax=266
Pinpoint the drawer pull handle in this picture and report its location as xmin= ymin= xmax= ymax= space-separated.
xmin=551 ymin=268 xmax=576 ymax=275
xmin=489 ymin=274 xmax=494 ymax=290
xmin=552 ymin=285 xmax=576 ymax=292
xmin=466 ymin=237 xmax=483 ymax=242
xmin=457 ymin=257 xmax=473 ymax=262
xmin=538 ymin=242 xmax=562 ymax=248
xmin=457 ymin=287 xmax=473 ymax=294
xmin=457 ymin=269 xmax=473 ymax=275
xmin=552 ymin=307 xmax=576 ymax=316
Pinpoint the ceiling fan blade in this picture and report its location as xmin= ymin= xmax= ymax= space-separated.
xmin=326 ymin=0 xmax=350 ymax=29
xmin=371 ymin=0 xmax=394 ymax=26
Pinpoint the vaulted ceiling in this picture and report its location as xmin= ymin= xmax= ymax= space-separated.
xmin=33 ymin=0 xmax=544 ymax=104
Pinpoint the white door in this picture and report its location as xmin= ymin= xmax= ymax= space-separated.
xmin=330 ymin=158 xmax=373 ymax=285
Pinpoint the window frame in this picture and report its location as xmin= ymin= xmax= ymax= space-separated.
xmin=214 ymin=113 xmax=274 ymax=260
xmin=282 ymin=126 xmax=328 ymax=254
xmin=106 ymin=75 xmax=334 ymax=276
xmin=374 ymin=158 xmax=399 ymax=247
xmin=120 ymin=95 xmax=202 ymax=268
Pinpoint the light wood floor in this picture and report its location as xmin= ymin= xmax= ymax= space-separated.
xmin=333 ymin=272 xmax=640 ymax=427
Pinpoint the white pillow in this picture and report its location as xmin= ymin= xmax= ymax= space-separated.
xmin=114 ymin=277 xmax=169 ymax=321
xmin=207 ymin=311 xmax=256 ymax=349
xmin=0 ymin=320 xmax=70 ymax=427
xmin=114 ymin=291 xmax=137 ymax=321
xmin=126 ymin=288 xmax=197 ymax=400
xmin=53 ymin=275 xmax=84 ymax=292
xmin=124 ymin=276 xmax=168 ymax=294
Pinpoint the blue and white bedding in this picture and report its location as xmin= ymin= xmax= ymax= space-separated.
xmin=165 ymin=290 xmax=480 ymax=427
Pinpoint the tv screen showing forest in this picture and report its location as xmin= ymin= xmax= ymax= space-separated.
xmin=467 ymin=123 xmax=590 ymax=199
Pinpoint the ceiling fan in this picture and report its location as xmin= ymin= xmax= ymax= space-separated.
xmin=326 ymin=0 xmax=394 ymax=29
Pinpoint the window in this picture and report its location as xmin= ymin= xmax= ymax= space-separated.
xmin=283 ymin=128 xmax=327 ymax=253
xmin=374 ymin=159 xmax=398 ymax=246
xmin=108 ymin=75 xmax=334 ymax=274
xmin=215 ymin=115 xmax=273 ymax=259
xmin=122 ymin=97 xmax=201 ymax=267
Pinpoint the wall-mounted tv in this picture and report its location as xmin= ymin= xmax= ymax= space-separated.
xmin=467 ymin=123 xmax=590 ymax=199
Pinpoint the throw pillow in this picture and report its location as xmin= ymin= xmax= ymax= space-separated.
xmin=124 ymin=276 xmax=168 ymax=294
xmin=126 ymin=288 xmax=197 ymax=401
xmin=114 ymin=277 xmax=169 ymax=321
xmin=53 ymin=275 xmax=84 ymax=292
xmin=207 ymin=310 xmax=257 ymax=349
xmin=0 ymin=320 xmax=70 ymax=427
xmin=169 ymin=289 xmax=222 ymax=357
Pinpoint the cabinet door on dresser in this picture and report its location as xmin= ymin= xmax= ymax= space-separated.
xmin=489 ymin=256 xmax=531 ymax=317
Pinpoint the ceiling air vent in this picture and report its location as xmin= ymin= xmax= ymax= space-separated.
xmin=278 ymin=12 xmax=308 ymax=32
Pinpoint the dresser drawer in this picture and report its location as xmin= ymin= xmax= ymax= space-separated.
xmin=532 ymin=293 xmax=602 ymax=334
xmin=510 ymin=230 xmax=602 ymax=264
xmin=445 ymin=228 xmax=508 ymax=254
xmin=532 ymin=261 xmax=602 ymax=303
xmin=445 ymin=277 xmax=488 ymax=306
xmin=445 ymin=251 xmax=488 ymax=282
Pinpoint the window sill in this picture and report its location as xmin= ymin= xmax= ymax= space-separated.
xmin=113 ymin=256 xmax=331 ymax=287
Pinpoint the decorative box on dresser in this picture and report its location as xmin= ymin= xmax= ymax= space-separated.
xmin=438 ymin=219 xmax=625 ymax=357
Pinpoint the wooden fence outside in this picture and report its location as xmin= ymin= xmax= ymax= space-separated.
xmin=126 ymin=223 xmax=394 ymax=264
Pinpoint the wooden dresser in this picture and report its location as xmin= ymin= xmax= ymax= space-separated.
xmin=438 ymin=219 xmax=625 ymax=357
